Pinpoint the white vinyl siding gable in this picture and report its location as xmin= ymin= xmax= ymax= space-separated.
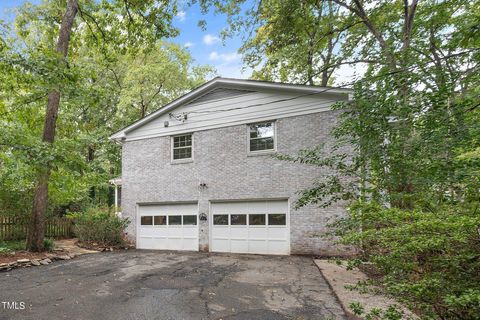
xmin=186 ymin=88 xmax=253 ymax=104
xmin=122 ymin=90 xmax=347 ymax=141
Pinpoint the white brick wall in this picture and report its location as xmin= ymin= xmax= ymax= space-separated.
xmin=121 ymin=111 xmax=350 ymax=255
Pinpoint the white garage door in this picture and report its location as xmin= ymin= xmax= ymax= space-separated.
xmin=211 ymin=200 xmax=289 ymax=255
xmin=137 ymin=203 xmax=198 ymax=251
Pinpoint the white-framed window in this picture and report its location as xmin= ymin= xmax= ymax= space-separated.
xmin=172 ymin=134 xmax=193 ymax=161
xmin=248 ymin=121 xmax=275 ymax=152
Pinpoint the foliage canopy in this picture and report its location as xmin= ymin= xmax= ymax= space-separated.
xmin=0 ymin=0 xmax=214 ymax=218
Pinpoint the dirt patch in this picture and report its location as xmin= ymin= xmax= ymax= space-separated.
xmin=55 ymin=238 xmax=101 ymax=254
xmin=75 ymin=240 xmax=133 ymax=252
xmin=1 ymin=238 xmax=100 ymax=271
xmin=0 ymin=251 xmax=48 ymax=264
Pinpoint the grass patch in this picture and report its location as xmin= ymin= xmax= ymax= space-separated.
xmin=0 ymin=240 xmax=26 ymax=254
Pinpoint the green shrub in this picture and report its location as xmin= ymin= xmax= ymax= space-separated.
xmin=68 ymin=207 xmax=129 ymax=246
xmin=350 ymin=302 xmax=405 ymax=320
xmin=43 ymin=238 xmax=54 ymax=251
xmin=334 ymin=201 xmax=480 ymax=319
xmin=0 ymin=247 xmax=9 ymax=254
xmin=0 ymin=240 xmax=25 ymax=253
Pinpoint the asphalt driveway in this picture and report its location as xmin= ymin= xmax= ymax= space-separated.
xmin=0 ymin=251 xmax=346 ymax=320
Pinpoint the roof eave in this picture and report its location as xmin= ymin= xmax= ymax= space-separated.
xmin=217 ymin=77 xmax=353 ymax=94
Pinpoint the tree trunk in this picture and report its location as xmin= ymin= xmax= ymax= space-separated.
xmin=27 ymin=0 xmax=79 ymax=252
xmin=87 ymin=145 xmax=96 ymax=201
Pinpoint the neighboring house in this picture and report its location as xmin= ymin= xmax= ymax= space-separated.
xmin=110 ymin=77 xmax=352 ymax=256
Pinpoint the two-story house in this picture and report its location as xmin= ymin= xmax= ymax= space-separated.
xmin=110 ymin=77 xmax=351 ymax=256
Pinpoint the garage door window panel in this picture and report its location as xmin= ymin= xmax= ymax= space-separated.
xmin=268 ymin=214 xmax=286 ymax=226
xmin=141 ymin=216 xmax=153 ymax=225
xmin=183 ymin=215 xmax=197 ymax=225
xmin=154 ymin=216 xmax=167 ymax=226
xmin=213 ymin=214 xmax=228 ymax=225
xmin=249 ymin=214 xmax=266 ymax=225
xmin=231 ymin=214 xmax=247 ymax=225
xmin=168 ymin=215 xmax=182 ymax=225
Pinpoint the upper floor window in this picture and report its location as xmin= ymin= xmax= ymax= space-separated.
xmin=248 ymin=121 xmax=275 ymax=152
xmin=172 ymin=134 xmax=193 ymax=160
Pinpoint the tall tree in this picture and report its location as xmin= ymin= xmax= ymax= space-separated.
xmin=0 ymin=1 xmax=214 ymax=243
xmin=27 ymin=0 xmax=79 ymax=251
xmin=18 ymin=0 xmax=183 ymax=251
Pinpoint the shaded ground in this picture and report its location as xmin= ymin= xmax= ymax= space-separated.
xmin=0 ymin=241 xmax=47 ymax=265
xmin=0 ymin=252 xmax=47 ymax=265
xmin=0 ymin=238 xmax=97 ymax=265
xmin=315 ymin=260 xmax=416 ymax=319
xmin=1 ymin=250 xmax=346 ymax=320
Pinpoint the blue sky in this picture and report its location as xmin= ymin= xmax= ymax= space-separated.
xmin=0 ymin=0 xmax=252 ymax=79
xmin=173 ymin=1 xmax=252 ymax=78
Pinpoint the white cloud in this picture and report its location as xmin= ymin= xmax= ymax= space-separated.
xmin=203 ymin=34 xmax=220 ymax=45
xmin=209 ymin=51 xmax=241 ymax=63
xmin=176 ymin=11 xmax=186 ymax=21
xmin=184 ymin=42 xmax=194 ymax=48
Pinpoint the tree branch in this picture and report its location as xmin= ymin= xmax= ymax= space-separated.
xmin=77 ymin=5 xmax=99 ymax=43
xmin=77 ymin=4 xmax=107 ymax=42
xmin=123 ymin=0 xmax=135 ymax=26
xmin=108 ymin=67 xmax=122 ymax=88
xmin=402 ymin=0 xmax=419 ymax=52
xmin=332 ymin=0 xmax=396 ymax=67
xmin=146 ymin=82 xmax=164 ymax=107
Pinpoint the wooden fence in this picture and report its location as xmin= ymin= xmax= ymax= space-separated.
xmin=0 ymin=216 xmax=74 ymax=241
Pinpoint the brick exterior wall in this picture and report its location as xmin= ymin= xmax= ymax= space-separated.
xmin=121 ymin=110 xmax=350 ymax=255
